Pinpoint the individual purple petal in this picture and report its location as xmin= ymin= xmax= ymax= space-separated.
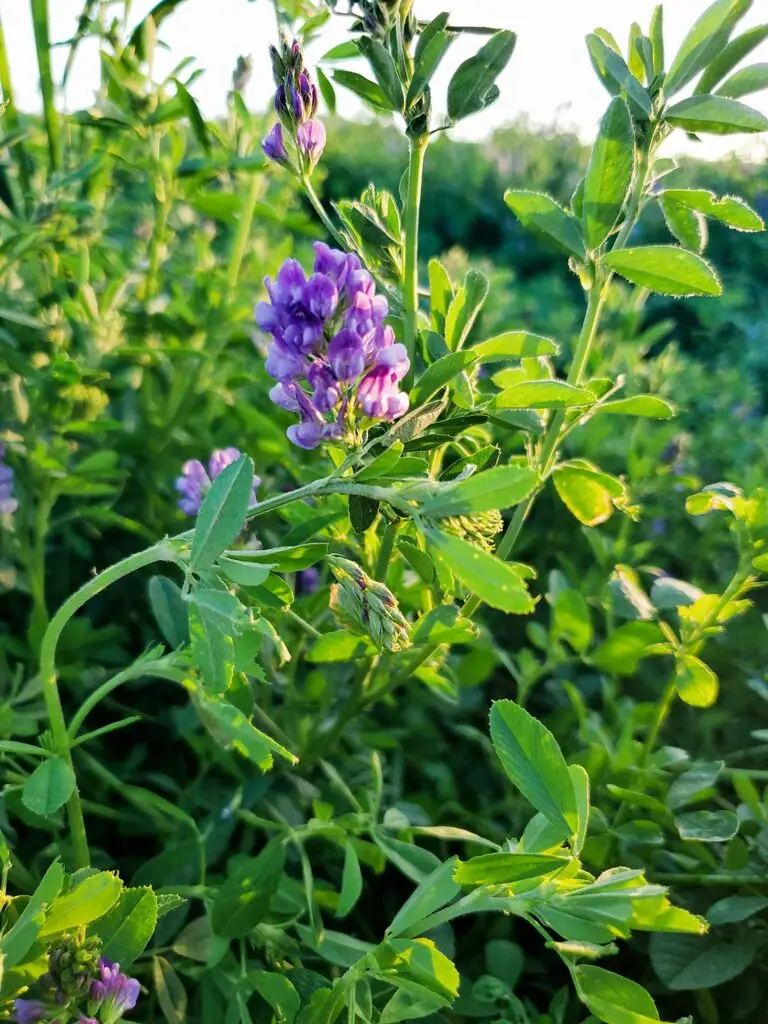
xmin=270 ymin=382 xmax=301 ymax=412
xmin=287 ymin=421 xmax=325 ymax=449
xmin=12 ymin=1000 xmax=46 ymax=1024
xmin=296 ymin=120 xmax=326 ymax=166
xmin=262 ymin=123 xmax=289 ymax=166
xmin=328 ymin=328 xmax=366 ymax=382
xmin=208 ymin=448 xmax=242 ymax=478
xmin=265 ymin=338 xmax=306 ymax=381
xmin=254 ymin=300 xmax=279 ymax=335
xmin=357 ymin=357 xmax=410 ymax=420
xmin=274 ymin=259 xmax=307 ymax=308
xmin=308 ymin=359 xmax=341 ymax=412
xmin=344 ymin=267 xmax=375 ymax=302
xmin=303 ymin=273 xmax=338 ymax=320
xmin=344 ymin=292 xmax=376 ymax=337
xmin=313 ymin=241 xmax=348 ymax=279
xmin=376 ymin=341 xmax=409 ymax=380
xmin=175 ymin=459 xmax=210 ymax=516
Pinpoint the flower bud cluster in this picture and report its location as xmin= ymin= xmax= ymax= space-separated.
xmin=328 ymin=555 xmax=410 ymax=652
xmin=263 ymin=36 xmax=325 ymax=174
xmin=440 ymin=510 xmax=504 ymax=553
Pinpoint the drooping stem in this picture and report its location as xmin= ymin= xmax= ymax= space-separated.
xmin=402 ymin=134 xmax=428 ymax=381
xmin=40 ymin=541 xmax=179 ymax=869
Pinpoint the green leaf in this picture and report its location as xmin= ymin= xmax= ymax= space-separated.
xmin=667 ymin=762 xmax=723 ymax=810
xmin=504 ymin=190 xmax=585 ymax=259
xmin=600 ymin=245 xmax=722 ymax=296
xmin=473 ymin=331 xmax=559 ymax=360
xmin=93 ymin=887 xmax=158 ymax=966
xmin=396 ymin=539 xmax=436 ymax=585
xmin=373 ymin=833 xmax=442 ymax=885
xmin=148 ymin=576 xmax=189 ymax=648
xmin=675 ymin=809 xmax=739 ymax=842
xmin=407 ymin=28 xmax=452 ymax=108
xmin=598 ymin=395 xmax=677 ymax=418
xmin=349 ymin=494 xmax=380 ymax=533
xmin=696 ymin=24 xmax=768 ymax=93
xmin=575 ymin=965 xmax=667 ymax=1024
xmin=552 ymin=462 xmax=623 ymax=526
xmin=422 ymin=464 xmax=538 ymax=518
xmin=495 ymin=380 xmax=595 ymax=409
xmin=650 ymin=5 xmax=664 ymax=76
xmin=22 ymin=757 xmax=75 ymax=816
xmin=372 ymin=937 xmax=459 ymax=1002
xmin=569 ymin=764 xmax=590 ymax=856
xmin=387 ymin=857 xmax=461 ymax=938
xmin=650 ymin=932 xmax=758 ymax=990
xmin=585 ymin=34 xmax=653 ymax=119
xmin=251 ymin=972 xmax=300 ymax=1024
xmin=173 ymin=78 xmax=210 ymax=151
xmin=650 ymin=577 xmax=704 ymax=609
xmin=190 ymin=455 xmax=254 ymax=571
xmin=665 ymin=0 xmax=752 ymax=95
xmin=225 ymin=542 xmax=328 ymax=572
xmin=447 ymin=31 xmax=516 ymax=122
xmin=316 ymin=66 xmax=336 ymax=114
xmin=332 ymin=70 xmax=393 ymax=111
xmin=717 ymin=62 xmax=768 ymax=98
xmin=427 ymin=530 xmax=535 ymax=614
xmin=659 ymin=194 xmax=708 ymax=252
xmin=306 ymin=630 xmax=375 ymax=663
xmin=658 ymin=188 xmax=763 ymax=231
xmin=40 ymin=872 xmax=122 ymax=937
xmin=211 ymin=840 xmax=285 ymax=939
xmin=489 ymin=700 xmax=578 ymax=838
xmin=591 ymin=622 xmax=663 ymax=675
xmin=188 ymin=603 xmax=234 ymax=696
xmin=410 ymin=351 xmax=478 ymax=407
xmin=675 ymin=655 xmax=719 ymax=708
xmin=217 ymin=557 xmax=273 ymax=588
xmin=336 ymin=843 xmax=363 ymax=918
xmin=152 ymin=955 xmax=187 ymax=1024
xmin=583 ymin=97 xmax=635 ymax=251
xmin=707 ymin=896 xmax=768 ymax=925
xmin=665 ymin=93 xmax=768 ymax=134
xmin=357 ymin=441 xmax=404 ymax=481
xmin=428 ymin=258 xmax=453 ymax=333
xmin=0 ymin=860 xmax=64 ymax=967
xmin=453 ymin=852 xmax=567 ymax=885
xmin=553 ymin=589 xmax=593 ymax=652
xmin=358 ymin=37 xmax=404 ymax=111
xmin=195 ymin=690 xmax=298 ymax=769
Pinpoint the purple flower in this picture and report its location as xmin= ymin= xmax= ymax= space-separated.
xmin=0 ymin=443 xmax=17 ymax=515
xmin=262 ymin=123 xmax=289 ymax=167
xmin=80 ymin=1018 xmax=99 ymax=1024
xmin=328 ymin=329 xmax=366 ymax=382
xmin=12 ymin=1001 xmax=46 ymax=1024
xmin=308 ymin=360 xmax=341 ymax=412
xmin=89 ymin=959 xmax=140 ymax=1023
xmin=297 ymin=120 xmax=326 ymax=168
xmin=297 ymin=567 xmax=320 ymax=595
xmin=176 ymin=449 xmax=260 ymax=515
xmin=258 ymin=244 xmax=410 ymax=447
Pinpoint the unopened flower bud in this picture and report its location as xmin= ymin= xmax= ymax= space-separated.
xmin=328 ymin=556 xmax=410 ymax=652
xmin=440 ymin=510 xmax=504 ymax=554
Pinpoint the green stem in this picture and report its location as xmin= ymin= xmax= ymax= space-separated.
xmin=302 ymin=175 xmax=347 ymax=249
xmin=67 ymin=657 xmax=185 ymax=738
xmin=0 ymin=11 xmax=32 ymax=209
xmin=284 ymin=608 xmax=320 ymax=639
xmin=374 ymin=520 xmax=401 ymax=581
xmin=402 ymin=134 xmax=428 ymax=382
xmin=40 ymin=542 xmax=179 ymax=869
xmin=655 ymin=873 xmax=768 ymax=887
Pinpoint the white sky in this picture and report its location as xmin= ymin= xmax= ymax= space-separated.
xmin=1 ymin=0 xmax=767 ymax=160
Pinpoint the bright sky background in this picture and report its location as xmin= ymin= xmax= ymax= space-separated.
xmin=2 ymin=0 xmax=767 ymax=160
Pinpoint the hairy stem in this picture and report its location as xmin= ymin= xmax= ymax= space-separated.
xmin=40 ymin=542 xmax=179 ymax=868
xmin=302 ymin=175 xmax=348 ymax=250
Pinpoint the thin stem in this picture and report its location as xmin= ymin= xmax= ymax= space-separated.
xmin=40 ymin=541 xmax=179 ymax=869
xmin=284 ymin=608 xmax=321 ymax=639
xmin=374 ymin=520 xmax=400 ymax=581
xmin=402 ymin=134 xmax=428 ymax=383
xmin=302 ymin=175 xmax=348 ymax=249
xmin=68 ymin=656 xmax=185 ymax=738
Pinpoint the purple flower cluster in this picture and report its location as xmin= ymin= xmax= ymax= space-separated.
xmin=176 ymin=448 xmax=260 ymax=516
xmin=263 ymin=38 xmax=325 ymax=174
xmin=88 ymin=959 xmax=140 ymax=1024
xmin=256 ymin=243 xmax=410 ymax=448
xmin=13 ymin=1001 xmax=46 ymax=1024
xmin=0 ymin=442 xmax=17 ymax=514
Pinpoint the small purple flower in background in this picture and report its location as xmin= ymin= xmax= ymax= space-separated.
xmin=12 ymin=1000 xmax=46 ymax=1024
xmin=80 ymin=1017 xmax=99 ymax=1024
xmin=176 ymin=448 xmax=260 ymax=515
xmin=297 ymin=567 xmax=320 ymax=595
xmin=89 ymin=959 xmax=140 ymax=1024
xmin=0 ymin=442 xmax=18 ymax=514
xmin=256 ymin=243 xmax=409 ymax=449
xmin=263 ymin=36 xmax=325 ymax=177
